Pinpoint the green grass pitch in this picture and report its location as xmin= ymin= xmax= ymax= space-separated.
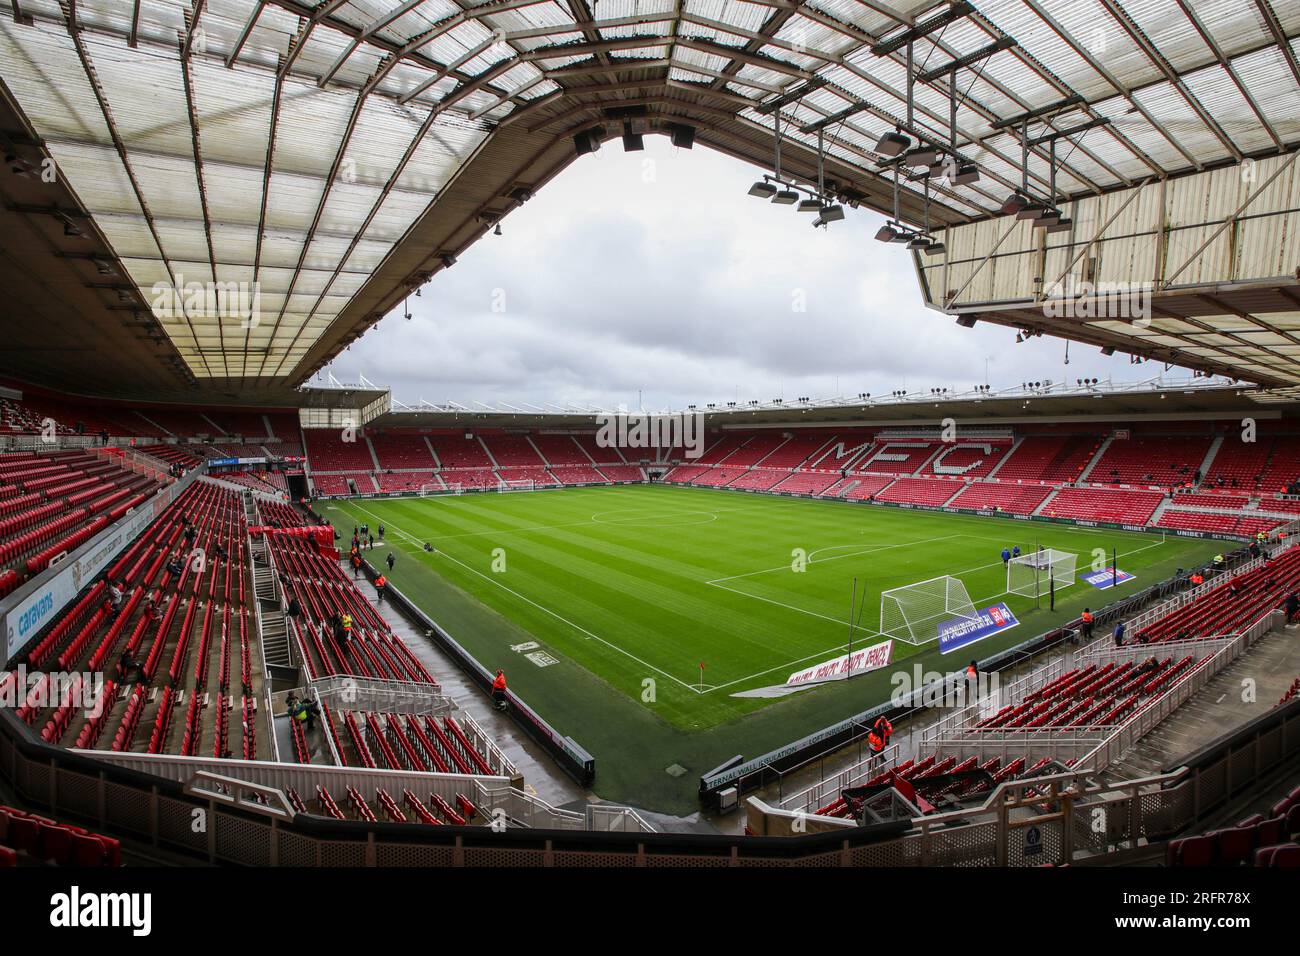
xmin=320 ymin=484 xmax=1223 ymax=813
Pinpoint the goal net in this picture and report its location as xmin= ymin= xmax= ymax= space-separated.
xmin=880 ymin=575 xmax=979 ymax=645
xmin=420 ymin=482 xmax=461 ymax=496
xmin=497 ymin=479 xmax=536 ymax=493
xmin=1007 ymin=548 xmax=1077 ymax=598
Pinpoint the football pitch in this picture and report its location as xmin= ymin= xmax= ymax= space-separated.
xmin=319 ymin=484 xmax=1223 ymax=812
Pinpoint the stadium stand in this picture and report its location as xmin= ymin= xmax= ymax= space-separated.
xmin=994 ymin=435 xmax=1100 ymax=483
xmin=303 ymin=430 xmax=376 ymax=472
xmin=1089 ymin=435 xmax=1213 ymax=488
xmin=0 ymin=805 xmax=122 ymax=867
xmin=1165 ymin=787 xmax=1300 ymax=867
xmin=874 ymin=477 xmax=964 ymax=507
xmin=947 ymin=482 xmax=1054 ymax=514
xmin=1040 ymin=487 xmax=1165 ymax=525
xmin=369 ymin=432 xmax=437 ymax=470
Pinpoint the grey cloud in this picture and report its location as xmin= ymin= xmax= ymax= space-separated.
xmin=322 ymin=137 xmax=1188 ymax=409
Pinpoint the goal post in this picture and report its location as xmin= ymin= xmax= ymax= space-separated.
xmin=420 ymin=482 xmax=461 ymax=496
xmin=497 ymin=478 xmax=536 ymax=493
xmin=1007 ymin=548 xmax=1077 ymax=598
xmin=880 ymin=575 xmax=979 ymax=646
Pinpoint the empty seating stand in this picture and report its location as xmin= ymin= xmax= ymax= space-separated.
xmin=0 ymin=805 xmax=121 ymax=866
xmin=1165 ymin=786 xmax=1300 ymax=867
xmin=11 ymin=480 xmax=264 ymax=762
xmin=0 ymin=450 xmax=161 ymax=581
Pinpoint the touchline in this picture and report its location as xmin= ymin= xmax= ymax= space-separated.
xmin=49 ymin=887 xmax=152 ymax=937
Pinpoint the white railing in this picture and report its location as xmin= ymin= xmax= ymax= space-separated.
xmin=82 ymin=747 xmax=512 ymax=810
xmin=783 ymin=605 xmax=1281 ymax=818
xmin=456 ymin=709 xmax=519 ymax=779
xmin=311 ymin=674 xmax=457 ymax=716
xmin=777 ymin=742 xmax=904 ymax=815
xmin=586 ymin=804 xmax=657 ymax=833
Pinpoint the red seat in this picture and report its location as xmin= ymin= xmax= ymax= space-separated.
xmin=0 ymin=846 xmax=15 ymax=867
xmin=1255 ymin=817 xmax=1285 ymax=847
xmin=6 ymin=814 xmax=39 ymax=854
xmin=1215 ymin=825 xmax=1256 ymax=866
xmin=36 ymin=821 xmax=74 ymax=864
xmin=1268 ymin=844 xmax=1300 ymax=867
xmin=69 ymin=831 xmax=113 ymax=867
xmin=1170 ymin=834 xmax=1215 ymax=867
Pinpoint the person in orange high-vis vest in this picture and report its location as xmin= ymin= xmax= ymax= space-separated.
xmin=374 ymin=574 xmax=387 ymax=601
xmin=491 ymin=669 xmax=508 ymax=711
xmin=868 ymin=715 xmax=893 ymax=764
xmin=1081 ymin=608 xmax=1094 ymax=642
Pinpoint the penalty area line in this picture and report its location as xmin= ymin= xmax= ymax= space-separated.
xmin=343 ymin=501 xmax=711 ymax=696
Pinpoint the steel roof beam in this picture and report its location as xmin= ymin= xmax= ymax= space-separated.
xmin=178 ymin=22 xmax=227 ymax=377
xmin=59 ymin=0 xmax=213 ymax=378
xmin=1174 ymin=0 xmax=1282 ymax=152
xmin=1097 ymin=0 xmax=1242 ymax=162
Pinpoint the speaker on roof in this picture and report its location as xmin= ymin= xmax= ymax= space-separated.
xmin=573 ymin=128 xmax=603 ymax=156
xmin=668 ymin=123 xmax=695 ymax=149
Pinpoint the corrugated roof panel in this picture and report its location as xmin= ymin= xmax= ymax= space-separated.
xmin=1132 ymin=78 xmax=1233 ymax=164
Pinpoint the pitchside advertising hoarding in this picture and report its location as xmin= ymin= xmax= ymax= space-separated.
xmin=786 ymin=638 xmax=894 ymax=687
xmin=1083 ymin=567 xmax=1136 ymax=590
xmin=2 ymin=476 xmax=190 ymax=662
xmin=938 ymin=602 xmax=1019 ymax=654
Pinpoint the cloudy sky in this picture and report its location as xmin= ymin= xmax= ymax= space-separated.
xmin=318 ymin=134 xmax=1183 ymax=410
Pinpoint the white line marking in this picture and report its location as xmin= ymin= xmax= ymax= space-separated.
xmin=336 ymin=489 xmax=1180 ymax=696
xmin=707 ymin=534 xmax=964 ymax=584
xmin=344 ymin=501 xmax=709 ymax=694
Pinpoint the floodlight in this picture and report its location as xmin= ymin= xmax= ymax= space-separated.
xmin=748 ymin=181 xmax=777 ymax=199
xmin=875 ymin=130 xmax=911 ymax=157
xmin=813 ymin=204 xmax=845 ymax=227
xmin=772 ymin=189 xmax=799 ymax=205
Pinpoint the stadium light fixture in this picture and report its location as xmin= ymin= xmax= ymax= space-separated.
xmin=813 ymin=204 xmax=845 ymax=227
xmin=797 ymin=198 xmax=821 ymax=213
xmin=772 ymin=188 xmax=799 ymax=205
xmin=924 ymin=240 xmax=946 ymax=256
xmin=907 ymin=234 xmax=931 ymax=250
xmin=906 ymin=147 xmax=941 ymax=167
xmin=748 ymin=180 xmax=777 ymax=199
xmin=1045 ymin=217 xmax=1072 ymax=234
xmin=951 ymin=163 xmax=980 ymax=185
xmin=1000 ymin=192 xmax=1030 ymax=216
xmin=1033 ymin=207 xmax=1061 ymax=228
xmin=875 ymin=129 xmax=911 ymax=157
xmin=875 ymin=222 xmax=901 ymax=242
xmin=1015 ymin=201 xmax=1044 ymax=221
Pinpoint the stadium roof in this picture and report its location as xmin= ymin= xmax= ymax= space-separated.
xmin=0 ymin=0 xmax=1297 ymax=397
xmin=365 ymin=379 xmax=1299 ymax=428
